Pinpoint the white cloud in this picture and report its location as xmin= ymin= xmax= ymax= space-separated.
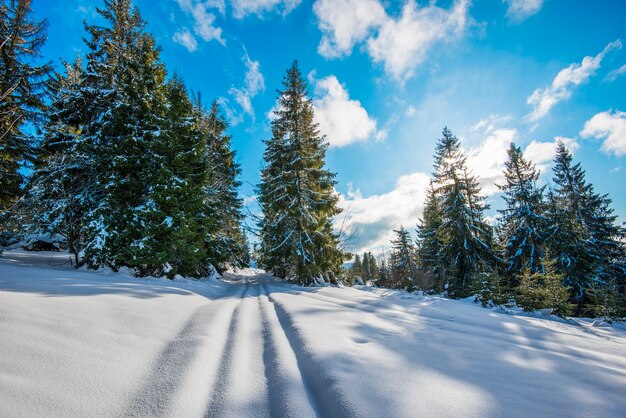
xmin=231 ymin=0 xmax=301 ymax=19
xmin=405 ymin=106 xmax=416 ymax=117
xmin=312 ymin=75 xmax=379 ymax=147
xmin=366 ymin=0 xmax=470 ymax=81
xmin=173 ymin=28 xmax=198 ymax=52
xmin=177 ymin=0 xmax=225 ymax=45
xmin=224 ymin=53 xmax=265 ymax=123
xmin=313 ymin=0 xmax=387 ymax=58
xmin=338 ymin=173 xmax=431 ymax=253
xmin=503 ymin=0 xmax=544 ymax=22
xmin=581 ymin=110 xmax=626 ymax=157
xmin=605 ymin=64 xmax=626 ymax=82
xmin=526 ymin=40 xmax=622 ymax=122
xmin=313 ymin=0 xmax=469 ymax=80
xmin=523 ymin=136 xmax=579 ymax=172
xmin=470 ymin=114 xmax=513 ymax=134
xmin=468 ymin=128 xmax=518 ymax=195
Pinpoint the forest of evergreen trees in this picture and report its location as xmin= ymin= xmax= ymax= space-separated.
xmin=1 ymin=0 xmax=624 ymax=318
xmin=351 ymin=129 xmax=626 ymax=319
xmin=0 ymin=0 xmax=249 ymax=277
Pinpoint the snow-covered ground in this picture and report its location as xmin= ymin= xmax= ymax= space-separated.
xmin=1 ymin=250 xmax=625 ymax=417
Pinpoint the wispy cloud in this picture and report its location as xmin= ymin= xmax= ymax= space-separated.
xmin=231 ymin=0 xmax=301 ymax=19
xmin=605 ymin=64 xmax=626 ymax=82
xmin=176 ymin=0 xmax=225 ymax=47
xmin=581 ymin=110 xmax=626 ymax=157
xmin=222 ymin=52 xmax=265 ymax=124
xmin=503 ymin=0 xmax=544 ymax=23
xmin=526 ymin=39 xmax=622 ymax=122
xmin=173 ymin=28 xmax=198 ymax=52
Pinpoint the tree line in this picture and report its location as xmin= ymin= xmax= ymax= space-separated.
xmin=351 ymin=128 xmax=625 ymax=319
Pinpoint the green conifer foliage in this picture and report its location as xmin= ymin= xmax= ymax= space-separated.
xmin=258 ymin=61 xmax=344 ymax=284
xmin=0 ymin=0 xmax=52 ymax=210
xmin=548 ymin=141 xmax=626 ymax=314
xmin=390 ymin=226 xmax=419 ymax=291
xmin=498 ymin=143 xmax=547 ymax=285
xmin=430 ymin=127 xmax=494 ymax=297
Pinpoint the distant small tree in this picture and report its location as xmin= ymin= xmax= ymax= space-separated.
xmin=390 ymin=226 xmax=419 ymax=291
xmin=352 ymin=253 xmax=362 ymax=278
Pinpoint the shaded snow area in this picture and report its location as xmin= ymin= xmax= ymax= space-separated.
xmin=1 ymin=251 xmax=625 ymax=418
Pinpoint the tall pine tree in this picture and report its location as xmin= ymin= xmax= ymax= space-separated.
xmin=390 ymin=226 xmax=419 ymax=290
xmin=548 ymin=141 xmax=625 ymax=314
xmin=431 ymin=127 xmax=494 ymax=298
xmin=19 ymin=58 xmax=95 ymax=264
xmin=81 ymin=0 xmax=170 ymax=275
xmin=498 ymin=143 xmax=547 ymax=287
xmin=0 ymin=0 xmax=51 ymax=211
xmin=258 ymin=61 xmax=344 ymax=284
xmin=417 ymin=181 xmax=444 ymax=290
xmin=198 ymin=100 xmax=248 ymax=271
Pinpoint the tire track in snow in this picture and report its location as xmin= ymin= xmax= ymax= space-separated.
xmin=204 ymin=284 xmax=270 ymax=418
xmin=258 ymin=283 xmax=318 ymax=418
xmin=264 ymin=284 xmax=357 ymax=418
xmin=123 ymin=284 xmax=246 ymax=417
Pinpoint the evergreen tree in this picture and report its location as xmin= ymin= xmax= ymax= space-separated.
xmin=431 ymin=127 xmax=494 ymax=297
xmin=376 ymin=252 xmax=392 ymax=287
xmin=498 ymin=143 xmax=547 ymax=286
xmin=80 ymin=0 xmax=171 ymax=275
xmin=362 ymin=251 xmax=378 ymax=282
xmin=0 ymin=0 xmax=52 ymax=211
xmin=516 ymin=253 xmax=572 ymax=317
xmin=257 ymin=61 xmax=344 ymax=284
xmin=390 ymin=226 xmax=419 ymax=290
xmin=548 ymin=141 xmax=626 ymax=314
xmin=19 ymin=58 xmax=95 ymax=265
xmin=417 ymin=181 xmax=444 ymax=290
xmin=361 ymin=251 xmax=370 ymax=281
xmin=198 ymin=100 xmax=247 ymax=270
xmin=352 ymin=253 xmax=362 ymax=277
xmin=143 ymin=74 xmax=211 ymax=277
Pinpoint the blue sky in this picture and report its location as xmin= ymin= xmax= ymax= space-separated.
xmin=35 ymin=0 xmax=626 ymax=253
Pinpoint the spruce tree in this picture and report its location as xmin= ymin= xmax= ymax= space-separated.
xmin=352 ymin=253 xmax=362 ymax=277
xmin=258 ymin=61 xmax=344 ymax=284
xmin=548 ymin=141 xmax=626 ymax=314
xmin=417 ymin=181 xmax=444 ymax=289
xmin=361 ymin=252 xmax=370 ymax=281
xmin=431 ymin=127 xmax=494 ymax=297
xmin=363 ymin=251 xmax=378 ymax=282
xmin=0 ymin=0 xmax=52 ymax=211
xmin=376 ymin=252 xmax=392 ymax=287
xmin=143 ymin=74 xmax=211 ymax=277
xmin=19 ymin=58 xmax=95 ymax=265
xmin=516 ymin=252 xmax=572 ymax=317
xmin=80 ymin=0 xmax=171 ymax=275
xmin=390 ymin=226 xmax=419 ymax=290
xmin=498 ymin=143 xmax=547 ymax=286
xmin=197 ymin=100 xmax=247 ymax=270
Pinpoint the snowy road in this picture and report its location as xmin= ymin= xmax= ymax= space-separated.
xmin=1 ymin=251 xmax=626 ymax=417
